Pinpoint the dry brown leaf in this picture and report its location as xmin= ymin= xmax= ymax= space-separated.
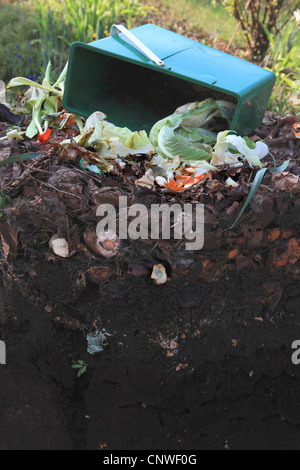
xmin=228 ymin=248 xmax=239 ymax=260
xmin=267 ymin=228 xmax=293 ymax=242
xmin=0 ymin=145 xmax=11 ymax=161
xmin=272 ymin=172 xmax=300 ymax=194
xmin=0 ymin=234 xmax=9 ymax=261
xmin=87 ymin=266 xmax=114 ymax=282
xmin=0 ymin=221 xmax=18 ymax=260
xmin=58 ymin=142 xmax=103 ymax=166
xmin=273 ymin=238 xmax=300 ymax=267
xmin=226 ymin=201 xmax=240 ymax=216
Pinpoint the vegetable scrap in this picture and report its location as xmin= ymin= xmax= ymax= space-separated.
xmin=60 ymin=110 xmax=75 ymax=127
xmin=84 ymin=228 xmax=120 ymax=258
xmin=49 ymin=235 xmax=70 ymax=258
xmin=4 ymin=62 xmax=84 ymax=141
xmin=54 ymin=98 xmax=269 ymax=195
xmin=164 ymin=171 xmax=211 ymax=192
xmin=151 ymin=264 xmax=167 ymax=285
xmin=38 ymin=128 xmax=51 ymax=143
xmin=61 ymin=110 xmax=155 ymax=172
xmin=143 ymin=99 xmax=269 ymax=192
xmin=292 ymin=122 xmax=300 ymax=138
xmin=1 ymin=63 xmax=270 ymax=196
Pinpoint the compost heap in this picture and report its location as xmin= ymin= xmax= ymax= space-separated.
xmin=0 ymin=98 xmax=299 ymax=287
xmin=0 ymin=91 xmax=300 ymax=449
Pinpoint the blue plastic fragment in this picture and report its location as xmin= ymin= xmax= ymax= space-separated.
xmin=86 ymin=329 xmax=111 ymax=355
xmin=80 ymin=158 xmax=101 ymax=174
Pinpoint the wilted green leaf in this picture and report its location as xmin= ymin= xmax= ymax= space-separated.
xmin=0 ymin=152 xmax=41 ymax=166
xmin=230 ymin=168 xmax=267 ymax=229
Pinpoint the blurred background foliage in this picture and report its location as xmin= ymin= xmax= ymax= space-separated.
xmin=0 ymin=0 xmax=299 ymax=116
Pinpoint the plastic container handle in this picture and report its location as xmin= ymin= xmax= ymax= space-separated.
xmin=110 ymin=24 xmax=165 ymax=67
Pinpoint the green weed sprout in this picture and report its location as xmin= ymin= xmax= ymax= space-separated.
xmin=72 ymin=359 xmax=87 ymax=378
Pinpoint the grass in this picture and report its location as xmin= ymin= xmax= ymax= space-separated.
xmin=148 ymin=0 xmax=244 ymax=43
xmin=0 ymin=0 xmax=154 ymax=81
xmin=0 ymin=1 xmax=42 ymax=81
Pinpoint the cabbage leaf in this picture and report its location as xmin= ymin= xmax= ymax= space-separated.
xmin=149 ymin=98 xmax=235 ymax=166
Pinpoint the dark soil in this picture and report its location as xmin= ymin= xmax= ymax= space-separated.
xmin=0 ymin=112 xmax=299 ymax=450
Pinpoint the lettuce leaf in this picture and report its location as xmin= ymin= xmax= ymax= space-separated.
xmin=62 ymin=111 xmax=154 ymax=159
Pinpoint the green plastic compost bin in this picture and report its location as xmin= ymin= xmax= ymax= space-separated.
xmin=63 ymin=23 xmax=275 ymax=135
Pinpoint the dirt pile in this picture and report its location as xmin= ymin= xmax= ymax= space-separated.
xmin=0 ymin=112 xmax=300 ymax=449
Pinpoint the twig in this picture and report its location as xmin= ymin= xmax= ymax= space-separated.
xmin=23 ymin=172 xmax=83 ymax=200
xmin=226 ymin=0 xmax=252 ymax=51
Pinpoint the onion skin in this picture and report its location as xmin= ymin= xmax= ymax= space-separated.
xmin=84 ymin=229 xmax=120 ymax=258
